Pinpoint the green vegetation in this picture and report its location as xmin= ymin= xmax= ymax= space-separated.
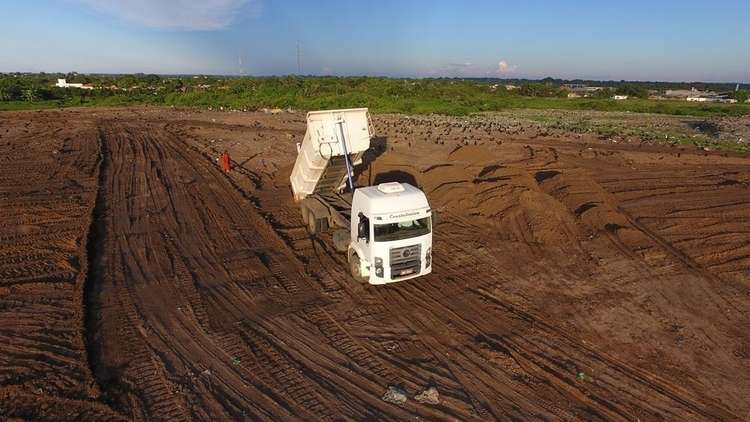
xmin=1 ymin=73 xmax=749 ymax=117
xmin=732 ymin=90 xmax=750 ymax=103
xmin=518 ymin=111 xmax=750 ymax=153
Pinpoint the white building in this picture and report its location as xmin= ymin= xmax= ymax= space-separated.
xmin=613 ymin=95 xmax=629 ymax=100
xmin=687 ymin=95 xmax=734 ymax=103
xmin=564 ymin=85 xmax=605 ymax=98
xmin=666 ymin=88 xmax=710 ymax=98
xmin=55 ymin=78 xmax=94 ymax=90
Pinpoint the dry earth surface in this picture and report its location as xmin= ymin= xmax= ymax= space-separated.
xmin=1 ymin=107 xmax=749 ymax=421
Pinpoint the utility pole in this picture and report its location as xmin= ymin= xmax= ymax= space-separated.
xmin=238 ymin=54 xmax=245 ymax=76
xmin=296 ymin=41 xmax=302 ymax=75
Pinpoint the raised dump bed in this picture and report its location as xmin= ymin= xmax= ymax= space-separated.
xmin=290 ymin=108 xmax=372 ymax=201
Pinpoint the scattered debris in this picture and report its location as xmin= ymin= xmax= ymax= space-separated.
xmin=382 ymin=385 xmax=407 ymax=405
xmin=414 ymin=386 xmax=440 ymax=405
xmin=383 ymin=341 xmax=399 ymax=352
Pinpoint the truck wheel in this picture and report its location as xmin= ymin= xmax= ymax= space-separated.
xmin=307 ymin=210 xmax=319 ymax=235
xmin=300 ymin=205 xmax=309 ymax=225
xmin=332 ymin=229 xmax=349 ymax=252
xmin=349 ymin=254 xmax=368 ymax=284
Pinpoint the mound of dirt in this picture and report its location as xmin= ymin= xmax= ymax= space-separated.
xmin=498 ymin=190 xmax=581 ymax=246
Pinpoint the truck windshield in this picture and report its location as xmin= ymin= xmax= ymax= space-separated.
xmin=374 ymin=217 xmax=431 ymax=242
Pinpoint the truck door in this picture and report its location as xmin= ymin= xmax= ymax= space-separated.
xmin=355 ymin=212 xmax=371 ymax=262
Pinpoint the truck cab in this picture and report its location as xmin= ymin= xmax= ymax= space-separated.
xmin=289 ymin=108 xmax=434 ymax=285
xmin=348 ymin=182 xmax=432 ymax=284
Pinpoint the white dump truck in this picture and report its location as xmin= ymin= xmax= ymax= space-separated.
xmin=290 ymin=108 xmax=433 ymax=284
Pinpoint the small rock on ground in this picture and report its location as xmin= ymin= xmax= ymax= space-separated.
xmin=382 ymin=386 xmax=407 ymax=405
xmin=414 ymin=386 xmax=440 ymax=405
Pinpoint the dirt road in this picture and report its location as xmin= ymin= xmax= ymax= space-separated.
xmin=1 ymin=107 xmax=749 ymax=420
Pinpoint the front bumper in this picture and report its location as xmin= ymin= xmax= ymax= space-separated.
xmin=368 ymin=262 xmax=432 ymax=285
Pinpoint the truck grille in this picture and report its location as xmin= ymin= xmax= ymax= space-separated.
xmin=390 ymin=245 xmax=421 ymax=265
xmin=390 ymin=245 xmax=421 ymax=279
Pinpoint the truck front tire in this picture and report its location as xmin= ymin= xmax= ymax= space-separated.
xmin=349 ymin=254 xmax=368 ymax=284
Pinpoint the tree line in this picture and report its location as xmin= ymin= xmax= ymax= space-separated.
xmin=1 ymin=73 xmax=748 ymax=116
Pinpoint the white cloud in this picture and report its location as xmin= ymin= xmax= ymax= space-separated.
xmin=77 ymin=0 xmax=255 ymax=30
xmin=419 ymin=60 xmax=520 ymax=78
xmin=497 ymin=60 xmax=518 ymax=74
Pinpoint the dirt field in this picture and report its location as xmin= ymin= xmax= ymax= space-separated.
xmin=1 ymin=107 xmax=749 ymax=421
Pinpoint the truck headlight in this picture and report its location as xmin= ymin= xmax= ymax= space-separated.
xmin=425 ymin=247 xmax=432 ymax=267
xmin=374 ymin=257 xmax=384 ymax=277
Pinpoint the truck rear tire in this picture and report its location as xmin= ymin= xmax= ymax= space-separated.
xmin=349 ymin=254 xmax=368 ymax=284
xmin=306 ymin=210 xmax=328 ymax=235
xmin=307 ymin=210 xmax=319 ymax=234
xmin=332 ymin=229 xmax=349 ymax=252
xmin=300 ymin=205 xmax=309 ymax=225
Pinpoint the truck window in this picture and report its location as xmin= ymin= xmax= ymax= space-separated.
xmin=374 ymin=217 xmax=431 ymax=242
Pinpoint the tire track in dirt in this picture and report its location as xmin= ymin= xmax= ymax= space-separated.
xmin=370 ymin=233 xmax=734 ymax=420
xmin=88 ymin=119 xmax=468 ymax=421
xmin=235 ymin=175 xmax=708 ymax=419
xmin=0 ymin=113 xmax=125 ymax=421
xmin=88 ymin=121 xmax=329 ymax=420
xmin=168 ymin=119 xmax=481 ymax=420
xmin=187 ymin=111 xmax=750 ymax=419
xmin=5 ymin=108 xmax=750 ymax=420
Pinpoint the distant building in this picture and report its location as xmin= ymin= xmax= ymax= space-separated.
xmin=665 ymin=87 xmax=714 ymax=99
xmin=687 ymin=95 xmax=735 ymax=103
xmin=665 ymin=89 xmax=695 ymax=98
xmin=613 ymin=95 xmax=628 ymax=100
xmin=55 ymin=78 xmax=94 ymax=90
xmin=562 ymin=84 xmax=605 ymax=98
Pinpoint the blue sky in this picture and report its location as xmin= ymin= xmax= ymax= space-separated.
xmin=1 ymin=0 xmax=748 ymax=82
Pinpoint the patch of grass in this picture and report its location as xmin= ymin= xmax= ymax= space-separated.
xmin=0 ymin=100 xmax=64 ymax=111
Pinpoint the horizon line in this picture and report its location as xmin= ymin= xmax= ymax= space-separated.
xmin=2 ymin=70 xmax=747 ymax=86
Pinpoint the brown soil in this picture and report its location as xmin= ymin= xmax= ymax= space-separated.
xmin=1 ymin=107 xmax=749 ymax=421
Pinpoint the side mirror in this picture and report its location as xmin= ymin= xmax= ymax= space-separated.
xmin=358 ymin=221 xmax=368 ymax=240
xmin=431 ymin=210 xmax=440 ymax=227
